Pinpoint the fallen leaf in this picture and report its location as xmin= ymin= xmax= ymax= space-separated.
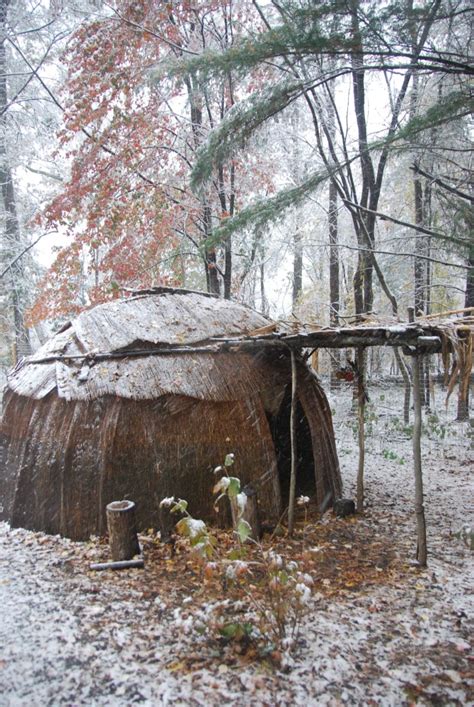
xmin=444 ymin=670 xmax=462 ymax=684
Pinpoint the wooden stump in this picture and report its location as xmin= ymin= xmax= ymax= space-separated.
xmin=158 ymin=504 xmax=183 ymax=543
xmin=106 ymin=500 xmax=140 ymax=561
xmin=334 ymin=498 xmax=356 ymax=518
xmin=230 ymin=485 xmax=261 ymax=541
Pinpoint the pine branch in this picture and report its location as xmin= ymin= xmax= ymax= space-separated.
xmin=191 ymin=78 xmax=305 ymax=188
xmin=156 ymin=0 xmax=473 ymax=84
xmin=154 ymin=5 xmax=352 ymax=82
xmin=375 ymin=89 xmax=474 ymax=148
xmin=199 ymin=162 xmax=357 ymax=249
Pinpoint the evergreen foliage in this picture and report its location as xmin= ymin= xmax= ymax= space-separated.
xmin=159 ymin=0 xmax=474 ymax=294
xmin=201 ymin=167 xmax=331 ymax=249
xmin=157 ymin=2 xmax=352 ymax=81
xmin=379 ymin=90 xmax=474 ymax=151
xmin=191 ymin=79 xmax=305 ymax=189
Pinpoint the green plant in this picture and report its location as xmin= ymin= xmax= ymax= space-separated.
xmin=382 ymin=449 xmax=406 ymax=465
xmin=388 ymin=416 xmax=413 ymax=437
xmin=424 ymin=413 xmax=452 ymax=441
xmin=159 ymin=497 xmax=217 ymax=559
xmin=161 ymin=454 xmax=314 ymax=658
xmin=213 ymin=452 xmax=253 ymax=544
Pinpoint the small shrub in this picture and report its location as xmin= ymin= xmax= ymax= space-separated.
xmin=161 ymin=454 xmax=314 ymax=658
xmin=382 ymin=449 xmax=406 ymax=465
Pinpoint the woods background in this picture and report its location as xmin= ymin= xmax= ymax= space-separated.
xmin=0 ymin=0 xmax=472 ymax=392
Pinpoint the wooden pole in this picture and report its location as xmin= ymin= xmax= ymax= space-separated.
xmin=106 ymin=500 xmax=140 ymax=561
xmin=408 ymin=307 xmax=427 ymax=566
xmin=288 ymin=350 xmax=298 ymax=536
xmin=90 ymin=558 xmax=144 ymax=572
xmin=412 ymin=352 xmax=428 ymax=566
xmin=356 ymin=347 xmax=366 ymax=512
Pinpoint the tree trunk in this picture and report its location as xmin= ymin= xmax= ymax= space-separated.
xmin=353 ymin=259 xmax=364 ymax=319
xmin=413 ymin=174 xmax=426 ymax=318
xmin=202 ymin=203 xmax=220 ymax=295
xmin=218 ymin=163 xmax=234 ymax=299
xmin=0 ymin=0 xmax=30 ymax=363
xmin=457 ymin=244 xmax=474 ymax=420
xmin=292 ymin=223 xmax=303 ymax=309
xmin=290 ymin=109 xmax=303 ymax=311
xmin=349 ymin=4 xmax=375 ymax=318
xmin=260 ymin=260 xmax=268 ymax=315
xmin=413 ymin=170 xmax=427 ymax=406
xmin=187 ymin=72 xmax=222 ymax=297
xmin=329 ymin=179 xmax=341 ymax=389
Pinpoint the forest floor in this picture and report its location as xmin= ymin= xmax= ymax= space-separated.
xmin=0 ymin=384 xmax=472 ymax=706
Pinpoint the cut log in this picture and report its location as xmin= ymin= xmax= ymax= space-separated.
xmin=230 ymin=485 xmax=261 ymax=541
xmin=90 ymin=558 xmax=144 ymax=572
xmin=106 ymin=500 xmax=140 ymax=561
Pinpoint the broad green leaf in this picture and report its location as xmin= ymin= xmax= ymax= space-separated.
xmin=171 ymin=499 xmax=188 ymax=514
xmin=219 ymin=622 xmax=253 ymax=641
xmin=175 ymin=517 xmax=191 ymax=536
xmin=227 ymin=477 xmax=241 ymax=498
xmin=237 ymin=519 xmax=252 ymax=543
xmin=193 ymin=535 xmax=215 ymax=559
xmin=278 ymin=570 xmax=290 ymax=585
xmin=219 ymin=622 xmax=239 ymax=639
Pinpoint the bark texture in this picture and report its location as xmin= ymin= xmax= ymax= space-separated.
xmin=106 ymin=500 xmax=140 ymax=561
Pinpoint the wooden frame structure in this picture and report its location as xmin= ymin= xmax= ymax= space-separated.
xmin=3 ymin=286 xmax=472 ymax=562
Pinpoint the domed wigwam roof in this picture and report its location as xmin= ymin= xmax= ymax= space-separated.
xmin=7 ymin=288 xmax=275 ymax=402
xmin=0 ymin=288 xmax=341 ymax=540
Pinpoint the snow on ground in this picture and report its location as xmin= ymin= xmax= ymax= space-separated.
xmin=0 ymin=384 xmax=472 ymax=706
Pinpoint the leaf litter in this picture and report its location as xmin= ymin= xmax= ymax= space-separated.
xmin=0 ymin=384 xmax=472 ymax=705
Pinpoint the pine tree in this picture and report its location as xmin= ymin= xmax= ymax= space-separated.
xmin=163 ymin=0 xmax=473 ymax=317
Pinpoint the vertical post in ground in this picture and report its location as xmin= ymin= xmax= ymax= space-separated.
xmin=408 ymin=306 xmax=427 ymax=566
xmin=411 ymin=352 xmax=428 ymax=566
xmin=288 ymin=349 xmax=298 ymax=536
xmin=356 ymin=347 xmax=366 ymax=512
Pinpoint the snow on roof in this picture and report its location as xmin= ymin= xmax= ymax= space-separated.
xmin=6 ymin=290 xmax=278 ymax=402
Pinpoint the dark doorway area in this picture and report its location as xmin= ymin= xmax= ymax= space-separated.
xmin=267 ymin=385 xmax=316 ymax=507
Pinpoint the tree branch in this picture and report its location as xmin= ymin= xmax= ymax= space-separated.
xmin=411 ymin=163 xmax=474 ymax=203
xmin=342 ymin=198 xmax=469 ymax=246
xmin=0 ymin=231 xmax=57 ymax=280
